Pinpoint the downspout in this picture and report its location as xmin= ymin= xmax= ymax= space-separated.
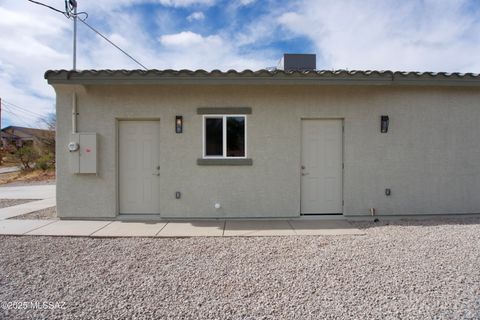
xmin=72 ymin=91 xmax=77 ymax=134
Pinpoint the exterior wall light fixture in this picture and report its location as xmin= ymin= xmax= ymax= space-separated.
xmin=175 ymin=116 xmax=183 ymax=133
xmin=381 ymin=115 xmax=389 ymax=133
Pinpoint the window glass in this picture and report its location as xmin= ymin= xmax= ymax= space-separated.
xmin=205 ymin=118 xmax=223 ymax=156
xmin=226 ymin=117 xmax=245 ymax=157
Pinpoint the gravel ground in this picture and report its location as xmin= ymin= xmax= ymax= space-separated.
xmin=10 ymin=206 xmax=57 ymax=220
xmin=0 ymin=217 xmax=479 ymax=319
xmin=0 ymin=199 xmax=37 ymax=209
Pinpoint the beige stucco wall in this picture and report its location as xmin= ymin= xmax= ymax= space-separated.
xmin=54 ymin=84 xmax=480 ymax=218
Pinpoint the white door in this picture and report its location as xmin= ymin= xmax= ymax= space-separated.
xmin=301 ymin=119 xmax=343 ymax=214
xmin=119 ymin=121 xmax=160 ymax=214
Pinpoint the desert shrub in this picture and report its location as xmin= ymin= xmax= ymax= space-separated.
xmin=35 ymin=154 xmax=55 ymax=171
xmin=14 ymin=146 xmax=40 ymax=170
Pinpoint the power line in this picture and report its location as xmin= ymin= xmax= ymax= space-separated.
xmin=0 ymin=99 xmax=48 ymax=130
xmin=3 ymin=103 xmax=45 ymax=118
xmin=3 ymin=106 xmax=40 ymax=122
xmin=2 ymin=106 xmax=48 ymax=129
xmin=2 ymin=100 xmax=46 ymax=118
xmin=2 ymin=101 xmax=53 ymax=130
xmin=76 ymin=17 xmax=148 ymax=70
xmin=1 ymin=109 xmax=36 ymax=127
xmin=26 ymin=0 xmax=148 ymax=70
xmin=26 ymin=0 xmax=67 ymax=16
xmin=26 ymin=0 xmax=87 ymax=18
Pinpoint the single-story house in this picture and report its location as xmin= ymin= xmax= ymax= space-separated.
xmin=45 ymin=54 xmax=480 ymax=220
xmin=1 ymin=126 xmax=55 ymax=151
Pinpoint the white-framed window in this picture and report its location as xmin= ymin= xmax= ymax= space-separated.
xmin=203 ymin=115 xmax=247 ymax=159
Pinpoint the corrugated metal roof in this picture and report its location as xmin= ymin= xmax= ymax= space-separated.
xmin=44 ymin=69 xmax=480 ymax=86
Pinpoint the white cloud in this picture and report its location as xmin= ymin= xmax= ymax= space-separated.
xmin=158 ymin=0 xmax=214 ymax=7
xmin=187 ymin=11 xmax=205 ymax=21
xmin=278 ymin=0 xmax=480 ymax=72
xmin=78 ymin=0 xmax=215 ymax=10
xmin=4 ymin=0 xmax=479 ymax=129
xmin=0 ymin=3 xmax=71 ymax=126
xmin=0 ymin=68 xmax=54 ymax=127
xmin=0 ymin=0 xmax=268 ymax=127
xmin=234 ymin=14 xmax=279 ymax=46
xmin=239 ymin=0 xmax=255 ymax=5
xmin=0 ymin=0 xmax=271 ymax=126
xmin=160 ymin=31 xmax=220 ymax=47
xmin=157 ymin=31 xmax=268 ymax=70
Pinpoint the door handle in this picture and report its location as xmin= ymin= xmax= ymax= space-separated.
xmin=301 ymin=173 xmax=309 ymax=176
xmin=152 ymin=173 xmax=160 ymax=176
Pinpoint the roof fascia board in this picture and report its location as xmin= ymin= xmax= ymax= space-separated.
xmin=45 ymin=72 xmax=480 ymax=87
xmin=392 ymin=79 xmax=480 ymax=86
xmin=47 ymin=77 xmax=392 ymax=86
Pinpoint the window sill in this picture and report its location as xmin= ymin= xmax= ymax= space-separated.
xmin=197 ymin=158 xmax=253 ymax=166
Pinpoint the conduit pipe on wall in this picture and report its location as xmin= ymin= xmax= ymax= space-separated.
xmin=72 ymin=91 xmax=77 ymax=133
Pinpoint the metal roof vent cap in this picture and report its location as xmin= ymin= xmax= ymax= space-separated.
xmin=277 ymin=53 xmax=316 ymax=71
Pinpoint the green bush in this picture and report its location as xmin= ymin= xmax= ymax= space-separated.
xmin=14 ymin=146 xmax=40 ymax=170
xmin=35 ymin=154 xmax=55 ymax=171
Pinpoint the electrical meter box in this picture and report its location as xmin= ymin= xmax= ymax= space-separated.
xmin=69 ymin=133 xmax=97 ymax=174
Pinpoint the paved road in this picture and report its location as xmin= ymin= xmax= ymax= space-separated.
xmin=0 ymin=185 xmax=55 ymax=199
xmin=0 ymin=166 xmax=20 ymax=174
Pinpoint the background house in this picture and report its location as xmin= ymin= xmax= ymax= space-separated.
xmin=1 ymin=126 xmax=55 ymax=152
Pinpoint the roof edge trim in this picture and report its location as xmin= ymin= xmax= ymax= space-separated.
xmin=44 ymin=69 xmax=480 ymax=87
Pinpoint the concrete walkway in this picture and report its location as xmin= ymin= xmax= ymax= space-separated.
xmin=0 ymin=219 xmax=364 ymax=237
xmin=0 ymin=184 xmax=56 ymax=220
xmin=0 ymin=184 xmax=364 ymax=238
xmin=0 ymin=198 xmax=56 ymax=220
xmin=0 ymin=184 xmax=55 ymax=199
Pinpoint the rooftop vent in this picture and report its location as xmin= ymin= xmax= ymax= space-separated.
xmin=277 ymin=53 xmax=316 ymax=71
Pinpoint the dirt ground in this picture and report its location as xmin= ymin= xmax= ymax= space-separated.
xmin=0 ymin=169 xmax=55 ymax=186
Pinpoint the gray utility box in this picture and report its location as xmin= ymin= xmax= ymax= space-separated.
xmin=69 ymin=133 xmax=97 ymax=174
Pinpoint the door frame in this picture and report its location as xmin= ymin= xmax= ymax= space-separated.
xmin=115 ymin=118 xmax=161 ymax=216
xmin=299 ymin=118 xmax=345 ymax=215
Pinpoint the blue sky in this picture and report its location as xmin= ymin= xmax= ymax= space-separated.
xmin=1 ymin=0 xmax=480 ymax=128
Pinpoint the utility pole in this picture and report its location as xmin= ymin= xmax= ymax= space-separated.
xmin=73 ymin=0 xmax=77 ymax=70
xmin=71 ymin=1 xmax=78 ymax=135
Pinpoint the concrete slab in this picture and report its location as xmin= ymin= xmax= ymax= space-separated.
xmin=157 ymin=220 xmax=224 ymax=237
xmin=0 ymin=185 xmax=55 ymax=199
xmin=92 ymin=221 xmax=167 ymax=237
xmin=0 ymin=198 xmax=56 ymax=220
xmin=0 ymin=219 xmax=55 ymax=235
xmin=289 ymin=220 xmax=365 ymax=235
xmin=224 ymin=220 xmax=296 ymax=236
xmin=26 ymin=220 xmax=111 ymax=236
xmin=0 ymin=218 xmax=364 ymax=238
